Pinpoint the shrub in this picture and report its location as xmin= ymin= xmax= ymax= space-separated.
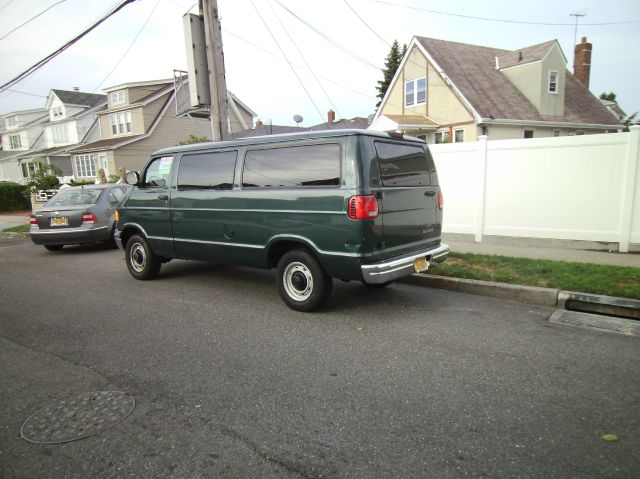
xmin=67 ymin=178 xmax=95 ymax=187
xmin=0 ymin=182 xmax=30 ymax=211
xmin=25 ymin=164 xmax=62 ymax=192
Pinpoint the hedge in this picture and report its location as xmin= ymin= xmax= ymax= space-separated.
xmin=0 ymin=182 xmax=30 ymax=211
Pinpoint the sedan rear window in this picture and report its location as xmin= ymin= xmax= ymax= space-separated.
xmin=47 ymin=188 xmax=104 ymax=207
xmin=374 ymin=142 xmax=432 ymax=187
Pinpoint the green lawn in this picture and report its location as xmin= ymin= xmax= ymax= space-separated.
xmin=2 ymin=224 xmax=29 ymax=233
xmin=428 ymin=252 xmax=640 ymax=300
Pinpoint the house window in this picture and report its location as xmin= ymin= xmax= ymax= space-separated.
xmin=6 ymin=116 xmax=18 ymax=128
xmin=524 ymin=130 xmax=534 ymax=139
xmin=454 ymin=129 xmax=464 ymax=143
xmin=405 ymin=77 xmax=426 ymax=107
xmin=9 ymin=134 xmax=22 ymax=149
xmin=75 ymin=154 xmax=96 ymax=177
xmin=553 ymin=129 xmax=561 ymax=137
xmin=548 ymin=70 xmax=559 ymax=94
xmin=52 ymin=106 xmax=64 ymax=119
xmin=434 ymin=131 xmax=450 ymax=144
xmin=20 ymin=161 xmax=38 ymax=179
xmin=110 ymin=111 xmax=132 ymax=135
xmin=52 ymin=124 xmax=69 ymax=144
xmin=111 ymin=90 xmax=125 ymax=106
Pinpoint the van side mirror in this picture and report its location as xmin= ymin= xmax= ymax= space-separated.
xmin=125 ymin=171 xmax=140 ymax=185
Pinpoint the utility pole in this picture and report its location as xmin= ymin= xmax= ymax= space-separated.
xmin=200 ymin=0 xmax=229 ymax=141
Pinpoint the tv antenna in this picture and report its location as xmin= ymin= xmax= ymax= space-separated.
xmin=570 ymin=12 xmax=587 ymax=47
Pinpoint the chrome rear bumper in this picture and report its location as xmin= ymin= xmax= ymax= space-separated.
xmin=361 ymin=243 xmax=449 ymax=284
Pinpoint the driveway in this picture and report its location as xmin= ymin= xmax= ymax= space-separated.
xmin=1 ymin=235 xmax=638 ymax=478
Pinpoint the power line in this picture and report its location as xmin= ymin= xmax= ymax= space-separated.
xmin=372 ymin=0 xmax=640 ymax=26
xmin=0 ymin=0 xmax=138 ymax=95
xmin=92 ymin=0 xmax=160 ymax=92
xmin=266 ymin=0 xmax=340 ymax=118
xmin=7 ymin=89 xmax=48 ymax=98
xmin=344 ymin=0 xmax=390 ymax=48
xmin=249 ymin=0 xmax=326 ymax=124
xmin=0 ymin=0 xmax=67 ymax=43
xmin=0 ymin=0 xmax=15 ymax=15
xmin=274 ymin=0 xmax=382 ymax=71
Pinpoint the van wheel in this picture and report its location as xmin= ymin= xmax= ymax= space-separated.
xmin=277 ymin=249 xmax=332 ymax=312
xmin=125 ymin=234 xmax=161 ymax=280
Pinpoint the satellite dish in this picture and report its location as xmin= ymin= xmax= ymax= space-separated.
xmin=293 ymin=114 xmax=303 ymax=126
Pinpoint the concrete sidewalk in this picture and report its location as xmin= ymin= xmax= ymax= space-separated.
xmin=444 ymin=235 xmax=640 ymax=268
xmin=0 ymin=211 xmax=30 ymax=231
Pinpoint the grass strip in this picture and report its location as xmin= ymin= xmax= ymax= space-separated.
xmin=428 ymin=252 xmax=640 ymax=300
xmin=2 ymin=224 xmax=29 ymax=233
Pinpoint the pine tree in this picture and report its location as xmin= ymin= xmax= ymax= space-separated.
xmin=375 ymin=40 xmax=406 ymax=109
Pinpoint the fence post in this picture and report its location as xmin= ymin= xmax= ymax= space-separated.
xmin=474 ymin=135 xmax=489 ymax=242
xmin=620 ymin=125 xmax=640 ymax=253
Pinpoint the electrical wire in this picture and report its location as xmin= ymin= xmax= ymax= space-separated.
xmin=92 ymin=0 xmax=160 ymax=92
xmin=344 ymin=0 xmax=390 ymax=47
xmin=0 ymin=0 xmax=15 ymax=15
xmin=0 ymin=0 xmax=67 ymax=43
xmin=249 ymin=0 xmax=326 ymax=125
xmin=266 ymin=0 xmax=340 ymax=119
xmin=7 ymin=89 xmax=48 ymax=98
xmin=274 ymin=0 xmax=382 ymax=71
xmin=372 ymin=0 xmax=640 ymax=26
xmin=0 ymin=0 xmax=138 ymax=95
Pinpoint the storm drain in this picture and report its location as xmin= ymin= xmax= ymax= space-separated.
xmin=20 ymin=391 xmax=135 ymax=444
xmin=549 ymin=310 xmax=640 ymax=336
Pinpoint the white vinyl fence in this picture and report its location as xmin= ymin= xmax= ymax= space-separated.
xmin=430 ymin=126 xmax=640 ymax=252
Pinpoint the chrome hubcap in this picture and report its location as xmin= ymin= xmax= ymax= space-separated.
xmin=283 ymin=262 xmax=313 ymax=301
xmin=130 ymin=243 xmax=146 ymax=273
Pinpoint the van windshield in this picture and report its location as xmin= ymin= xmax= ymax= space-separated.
xmin=375 ymin=142 xmax=431 ymax=187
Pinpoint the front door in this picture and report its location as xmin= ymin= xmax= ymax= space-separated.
xmin=125 ymin=155 xmax=175 ymax=256
xmin=98 ymin=154 xmax=109 ymax=177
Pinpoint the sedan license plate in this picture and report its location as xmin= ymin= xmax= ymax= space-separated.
xmin=50 ymin=217 xmax=68 ymax=227
xmin=414 ymin=258 xmax=429 ymax=273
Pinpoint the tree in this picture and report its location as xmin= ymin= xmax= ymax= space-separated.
xmin=375 ymin=40 xmax=407 ymax=110
xmin=24 ymin=163 xmax=62 ymax=192
xmin=599 ymin=91 xmax=638 ymax=132
xmin=178 ymin=135 xmax=210 ymax=145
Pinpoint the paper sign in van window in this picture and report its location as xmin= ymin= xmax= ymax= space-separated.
xmin=158 ymin=156 xmax=173 ymax=176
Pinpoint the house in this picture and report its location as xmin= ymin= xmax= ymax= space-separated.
xmin=308 ymin=110 xmax=370 ymax=131
xmin=69 ymin=79 xmax=256 ymax=177
xmin=370 ymin=36 xmax=622 ymax=142
xmin=15 ymin=89 xmax=106 ymax=182
xmin=231 ymin=111 xmax=370 ymax=138
xmin=0 ymin=108 xmax=49 ymax=181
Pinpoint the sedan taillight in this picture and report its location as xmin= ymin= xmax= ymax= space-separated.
xmin=30 ymin=215 xmax=37 ymax=225
xmin=82 ymin=212 xmax=98 ymax=224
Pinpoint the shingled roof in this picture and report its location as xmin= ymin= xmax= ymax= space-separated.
xmin=415 ymin=37 xmax=621 ymax=127
xmin=51 ymin=89 xmax=106 ymax=108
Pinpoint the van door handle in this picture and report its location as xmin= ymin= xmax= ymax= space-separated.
xmin=157 ymin=195 xmax=169 ymax=201
xmin=424 ymin=191 xmax=435 ymax=197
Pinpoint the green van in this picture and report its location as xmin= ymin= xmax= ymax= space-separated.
xmin=115 ymin=129 xmax=448 ymax=311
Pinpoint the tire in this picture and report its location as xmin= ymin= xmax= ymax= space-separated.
xmin=125 ymin=234 xmax=161 ymax=280
xmin=276 ymin=249 xmax=332 ymax=312
xmin=105 ymin=225 xmax=118 ymax=249
xmin=44 ymin=244 xmax=63 ymax=251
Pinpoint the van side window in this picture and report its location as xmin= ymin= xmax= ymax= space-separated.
xmin=143 ymin=156 xmax=173 ymax=188
xmin=374 ymin=142 xmax=431 ymax=187
xmin=242 ymin=144 xmax=340 ymax=188
xmin=177 ymin=151 xmax=237 ymax=191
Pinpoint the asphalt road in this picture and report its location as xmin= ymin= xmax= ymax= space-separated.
xmin=1 ymin=234 xmax=638 ymax=478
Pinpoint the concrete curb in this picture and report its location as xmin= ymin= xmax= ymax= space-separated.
xmin=402 ymin=274 xmax=640 ymax=321
xmin=401 ymin=274 xmax=559 ymax=306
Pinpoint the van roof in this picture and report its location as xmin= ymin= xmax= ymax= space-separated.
xmin=153 ymin=129 xmax=425 ymax=156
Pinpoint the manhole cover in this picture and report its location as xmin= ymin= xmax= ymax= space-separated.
xmin=20 ymin=391 xmax=135 ymax=444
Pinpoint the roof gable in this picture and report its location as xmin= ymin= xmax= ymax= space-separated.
xmin=496 ymin=40 xmax=563 ymax=70
xmin=50 ymin=89 xmax=107 ymax=108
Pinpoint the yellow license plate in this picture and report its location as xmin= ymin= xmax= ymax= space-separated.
xmin=50 ymin=217 xmax=68 ymax=226
xmin=414 ymin=258 xmax=429 ymax=273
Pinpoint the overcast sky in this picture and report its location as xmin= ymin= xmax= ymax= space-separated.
xmin=0 ymin=0 xmax=638 ymax=127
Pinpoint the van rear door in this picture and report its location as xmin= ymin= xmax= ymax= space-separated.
xmin=373 ymin=140 xmax=441 ymax=256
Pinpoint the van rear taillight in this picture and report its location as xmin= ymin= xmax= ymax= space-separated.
xmin=348 ymin=195 xmax=378 ymax=220
xmin=437 ymin=191 xmax=443 ymax=210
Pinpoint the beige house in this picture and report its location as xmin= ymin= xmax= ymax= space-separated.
xmin=70 ymin=79 xmax=256 ymax=178
xmin=370 ymin=36 xmax=622 ymax=142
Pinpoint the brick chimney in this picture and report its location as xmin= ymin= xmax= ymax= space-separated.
xmin=327 ymin=109 xmax=335 ymax=123
xmin=573 ymin=36 xmax=592 ymax=89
